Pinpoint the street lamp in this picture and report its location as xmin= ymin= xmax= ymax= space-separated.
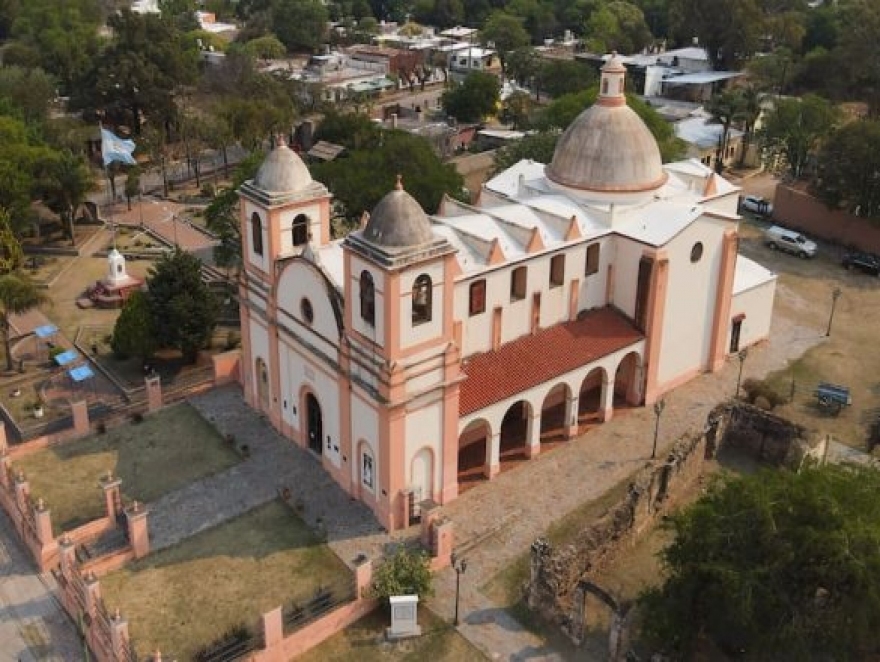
xmin=736 ymin=348 xmax=749 ymax=399
xmin=451 ymin=551 xmax=467 ymax=626
xmin=651 ymin=398 xmax=666 ymax=459
xmin=826 ymin=287 xmax=842 ymax=337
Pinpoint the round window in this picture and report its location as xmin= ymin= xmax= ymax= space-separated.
xmin=690 ymin=242 xmax=704 ymax=263
xmin=300 ymin=298 xmax=314 ymax=325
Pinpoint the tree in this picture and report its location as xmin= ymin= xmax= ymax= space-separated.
xmin=314 ymin=111 xmax=382 ymax=151
xmin=583 ymin=1 xmax=653 ymax=55
xmin=312 ymin=131 xmax=465 ymax=225
xmin=204 ymin=151 xmax=263 ymax=269
xmin=0 ymin=66 xmax=56 ymax=125
xmin=111 ymin=290 xmax=157 ymax=361
xmin=640 ymin=466 xmax=880 ymax=659
xmin=500 ymin=91 xmax=536 ymax=130
xmin=705 ymin=89 xmax=745 ymax=173
xmin=814 ymin=119 xmax=880 ymax=219
xmin=0 ymin=273 xmax=48 ymax=372
xmin=124 ymin=167 xmax=141 ymax=212
xmin=0 ymin=209 xmax=24 ymax=276
xmin=41 ymin=151 xmax=95 ymax=242
xmin=669 ymin=0 xmax=764 ymax=70
xmin=506 ymin=46 xmax=541 ymax=88
xmin=242 ymin=34 xmax=287 ymax=60
xmin=759 ymin=94 xmax=838 ymax=180
xmin=147 ymin=249 xmax=218 ymax=363
xmin=536 ymin=60 xmax=595 ymax=99
xmin=737 ymin=85 xmax=763 ymax=167
xmin=480 ymin=11 xmax=531 ymax=73
xmin=442 ymin=71 xmax=501 ymax=123
xmin=492 ymin=130 xmax=559 ymax=174
xmin=272 ymin=0 xmax=329 ymax=52
xmin=369 ymin=547 xmax=434 ymax=603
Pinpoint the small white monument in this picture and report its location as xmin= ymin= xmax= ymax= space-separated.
xmin=386 ymin=594 xmax=421 ymax=640
xmin=82 ymin=247 xmax=144 ymax=309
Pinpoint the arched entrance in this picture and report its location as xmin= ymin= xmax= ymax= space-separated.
xmin=578 ymin=367 xmax=605 ymax=428
xmin=500 ymin=400 xmax=531 ymax=468
xmin=540 ymin=383 xmax=571 ymax=447
xmin=410 ymin=447 xmax=434 ymax=504
xmin=614 ymin=351 xmax=642 ymax=409
xmin=255 ymin=358 xmax=269 ymax=409
xmin=458 ymin=419 xmax=490 ymax=491
xmin=305 ymin=393 xmax=323 ymax=455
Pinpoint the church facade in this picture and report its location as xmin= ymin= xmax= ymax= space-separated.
xmin=236 ymin=56 xmax=777 ymax=531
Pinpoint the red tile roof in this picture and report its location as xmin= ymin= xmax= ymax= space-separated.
xmin=459 ymin=307 xmax=644 ymax=416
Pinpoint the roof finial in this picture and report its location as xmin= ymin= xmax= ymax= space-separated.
xmin=395 ymin=174 xmax=403 ymax=191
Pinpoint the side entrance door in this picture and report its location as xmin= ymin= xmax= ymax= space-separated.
xmin=306 ymin=394 xmax=323 ymax=455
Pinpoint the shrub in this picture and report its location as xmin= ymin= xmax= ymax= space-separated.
xmin=741 ymin=378 xmax=786 ymax=409
xmin=224 ymin=330 xmax=241 ymax=350
xmin=201 ymin=183 xmax=215 ymax=198
xmin=131 ymin=412 xmax=144 ymax=424
xmin=754 ymin=395 xmax=772 ymax=410
xmin=369 ymin=547 xmax=434 ymax=603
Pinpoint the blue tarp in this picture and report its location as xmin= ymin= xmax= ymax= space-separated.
xmin=68 ymin=365 xmax=94 ymax=383
xmin=34 ymin=324 xmax=58 ymax=339
xmin=54 ymin=349 xmax=79 ymax=366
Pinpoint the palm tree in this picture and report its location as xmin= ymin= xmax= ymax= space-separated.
xmin=43 ymin=150 xmax=95 ymax=244
xmin=737 ymin=86 xmax=763 ymax=167
xmin=705 ymin=90 xmax=745 ymax=174
xmin=0 ymin=274 xmax=50 ymax=372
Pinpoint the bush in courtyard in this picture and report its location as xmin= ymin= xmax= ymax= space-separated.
xmin=370 ymin=547 xmax=434 ymax=604
xmin=111 ymin=290 xmax=156 ymax=361
xmin=740 ymin=378 xmax=786 ymax=409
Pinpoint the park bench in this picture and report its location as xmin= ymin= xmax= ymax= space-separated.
xmin=814 ymin=382 xmax=852 ymax=416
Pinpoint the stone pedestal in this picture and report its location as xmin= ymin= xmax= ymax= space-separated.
xmin=145 ymin=375 xmax=162 ymax=412
xmin=386 ymin=595 xmax=421 ymax=640
xmin=125 ymin=503 xmax=150 ymax=559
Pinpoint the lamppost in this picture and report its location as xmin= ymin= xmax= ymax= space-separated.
xmin=451 ymin=551 xmax=467 ymax=626
xmin=736 ymin=348 xmax=749 ymax=399
xmin=651 ymin=398 xmax=666 ymax=459
xmin=826 ymin=287 xmax=842 ymax=337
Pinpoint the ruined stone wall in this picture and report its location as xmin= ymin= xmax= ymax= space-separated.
xmin=526 ymin=403 xmax=813 ymax=644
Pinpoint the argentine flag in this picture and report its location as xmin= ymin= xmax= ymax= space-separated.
xmin=101 ymin=128 xmax=137 ymax=167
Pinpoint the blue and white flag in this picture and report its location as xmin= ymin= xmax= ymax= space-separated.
xmin=101 ymin=128 xmax=137 ymax=167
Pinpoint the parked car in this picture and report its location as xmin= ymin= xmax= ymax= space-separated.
xmin=763 ymin=226 xmax=818 ymax=258
xmin=741 ymin=195 xmax=773 ymax=216
xmin=842 ymin=251 xmax=880 ymax=275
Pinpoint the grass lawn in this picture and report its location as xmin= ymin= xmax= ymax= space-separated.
xmin=298 ymin=605 xmax=486 ymax=662
xmin=12 ymin=403 xmax=240 ymax=534
xmin=100 ymin=501 xmax=351 ymax=660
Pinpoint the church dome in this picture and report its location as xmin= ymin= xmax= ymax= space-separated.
xmin=363 ymin=178 xmax=434 ymax=248
xmin=546 ymin=54 xmax=666 ymax=194
xmin=252 ymin=143 xmax=313 ymax=193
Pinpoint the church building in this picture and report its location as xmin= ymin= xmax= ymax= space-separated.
xmin=236 ymin=55 xmax=777 ymax=531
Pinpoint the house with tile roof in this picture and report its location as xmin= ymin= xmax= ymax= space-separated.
xmin=235 ymin=55 xmax=777 ymax=531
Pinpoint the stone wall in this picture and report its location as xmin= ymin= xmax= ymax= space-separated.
xmin=526 ymin=403 xmax=815 ymax=645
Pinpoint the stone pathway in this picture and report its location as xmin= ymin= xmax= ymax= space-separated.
xmin=426 ymin=310 xmax=825 ymax=661
xmin=147 ymin=386 xmax=392 ymax=566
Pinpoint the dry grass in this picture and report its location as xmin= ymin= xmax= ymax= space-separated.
xmin=297 ymin=605 xmax=487 ymax=662
xmin=12 ymin=403 xmax=239 ymax=534
xmin=100 ymin=501 xmax=351 ymax=660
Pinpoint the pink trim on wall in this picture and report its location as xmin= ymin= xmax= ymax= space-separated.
xmin=643 ymin=252 xmax=669 ymax=405
xmin=708 ymin=229 xmax=738 ymax=372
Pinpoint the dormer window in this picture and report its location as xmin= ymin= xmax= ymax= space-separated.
xmin=412 ymin=274 xmax=432 ymax=325
xmin=251 ymin=212 xmax=263 ymax=256
xmin=292 ymin=213 xmax=309 ymax=246
xmin=359 ymin=270 xmax=375 ymax=327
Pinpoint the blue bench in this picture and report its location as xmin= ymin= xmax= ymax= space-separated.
xmin=815 ymin=382 xmax=851 ymax=415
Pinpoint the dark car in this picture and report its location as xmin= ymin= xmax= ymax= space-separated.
xmin=842 ymin=251 xmax=880 ymax=275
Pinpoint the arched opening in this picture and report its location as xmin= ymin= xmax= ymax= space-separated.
xmin=251 ymin=212 xmax=263 ymax=256
xmin=292 ymin=213 xmax=309 ymax=246
xmin=255 ymin=358 xmax=269 ymax=409
xmin=540 ymin=383 xmax=571 ymax=447
xmin=358 ymin=440 xmax=374 ymax=494
xmin=305 ymin=392 xmax=323 ymax=455
xmin=578 ymin=367 xmax=605 ymax=429
xmin=410 ymin=447 xmax=434 ymax=505
xmin=500 ymin=400 xmax=531 ymax=469
xmin=614 ymin=351 xmax=642 ymax=409
xmin=359 ymin=270 xmax=375 ymax=327
xmin=458 ymin=419 xmax=490 ymax=492
xmin=412 ymin=274 xmax=432 ymax=325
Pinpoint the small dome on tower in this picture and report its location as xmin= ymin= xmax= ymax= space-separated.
xmin=252 ymin=142 xmax=313 ymax=193
xmin=545 ymin=53 xmax=666 ymax=195
xmin=362 ymin=177 xmax=434 ymax=248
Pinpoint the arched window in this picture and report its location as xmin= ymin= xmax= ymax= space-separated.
xmin=412 ymin=274 xmax=432 ymax=325
xmin=602 ymin=79 xmax=609 ymax=94
xmin=359 ymin=270 xmax=375 ymax=327
xmin=292 ymin=214 xmax=309 ymax=246
xmin=251 ymin=212 xmax=263 ymax=256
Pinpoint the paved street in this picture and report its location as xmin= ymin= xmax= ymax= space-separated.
xmin=0 ymin=512 xmax=81 ymax=661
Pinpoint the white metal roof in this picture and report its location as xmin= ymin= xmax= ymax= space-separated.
xmin=663 ymin=71 xmax=742 ymax=85
xmin=733 ymin=255 xmax=777 ymax=295
xmin=675 ymin=117 xmax=744 ymax=149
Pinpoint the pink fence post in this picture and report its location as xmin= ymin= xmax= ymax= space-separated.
xmin=145 ymin=375 xmax=162 ymax=412
xmin=432 ymin=519 xmax=454 ymax=569
xmin=0 ymin=453 xmax=10 ymax=491
xmin=110 ymin=608 xmax=130 ymax=658
xmin=71 ymin=400 xmax=90 ymax=436
xmin=420 ymin=502 xmax=441 ymax=549
xmin=13 ymin=472 xmax=29 ymax=511
xmin=84 ymin=572 xmax=101 ymax=618
xmin=33 ymin=498 xmax=53 ymax=545
xmin=125 ymin=501 xmax=150 ymax=559
xmin=59 ymin=535 xmax=76 ymax=578
xmin=262 ymin=606 xmax=283 ymax=651
xmin=101 ymin=473 xmax=122 ymax=520
xmin=0 ymin=420 xmax=7 ymax=454
xmin=354 ymin=558 xmax=373 ymax=599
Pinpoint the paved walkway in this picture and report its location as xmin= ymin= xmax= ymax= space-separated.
xmin=103 ymin=199 xmax=218 ymax=254
xmin=0 ymin=511 xmax=82 ymax=661
xmin=426 ymin=309 xmax=825 ymax=661
xmin=147 ymin=387 xmax=392 ymax=566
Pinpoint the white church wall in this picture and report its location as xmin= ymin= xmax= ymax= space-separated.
xmin=455 ymin=274 xmax=492 ymax=357
xmin=276 ymin=203 xmax=324 ymax=257
xmin=405 ymin=399 xmax=443 ymax=500
xmin=243 ymin=200 xmax=270 ymax=273
xmin=349 ymin=255 xmax=386 ymax=347
xmin=248 ymin=317 xmax=270 ymax=403
xmin=578 ymin=240 xmax=610 ymax=312
xmin=406 ymin=360 xmax=445 ymax=396
xmin=276 ymin=262 xmax=340 ymax=359
xmin=400 ymin=261 xmax=445 ymax=349
xmin=611 ymin=237 xmax=645 ymax=318
xmin=657 ymin=219 xmax=725 ymax=385
xmin=701 ymin=191 xmax=740 ymax=217
xmin=730 ymin=278 xmax=776 ymax=350
xmin=350 ymin=392 xmax=380 ymax=489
